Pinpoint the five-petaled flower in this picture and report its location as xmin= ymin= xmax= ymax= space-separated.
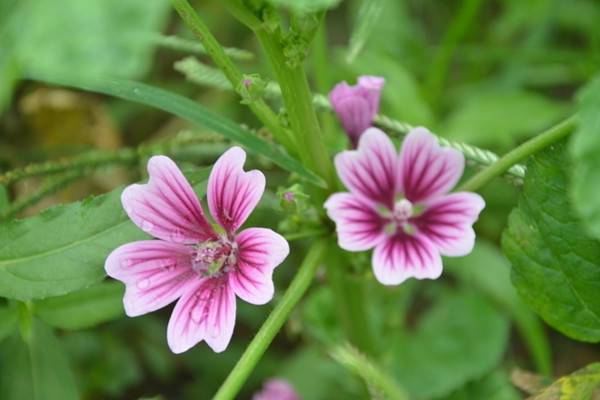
xmin=325 ymin=127 xmax=485 ymax=285
xmin=105 ymin=148 xmax=289 ymax=353
xmin=329 ymin=75 xmax=385 ymax=147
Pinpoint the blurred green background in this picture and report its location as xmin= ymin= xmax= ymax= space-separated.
xmin=1 ymin=0 xmax=599 ymax=399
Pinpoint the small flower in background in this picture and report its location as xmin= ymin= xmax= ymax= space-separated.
xmin=329 ymin=75 xmax=385 ymax=147
xmin=325 ymin=127 xmax=485 ymax=285
xmin=105 ymin=148 xmax=289 ymax=353
xmin=252 ymin=379 xmax=300 ymax=400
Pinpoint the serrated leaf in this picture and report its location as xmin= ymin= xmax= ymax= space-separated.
xmin=570 ymin=75 xmax=600 ymax=240
xmin=24 ymin=69 xmax=326 ymax=188
xmin=390 ymin=290 xmax=510 ymax=399
xmin=34 ymin=281 xmax=124 ymax=330
xmin=0 ymin=170 xmax=209 ymax=301
xmin=0 ymin=320 xmax=78 ymax=400
xmin=502 ymin=142 xmax=600 ymax=342
xmin=529 ymin=363 xmax=600 ymax=399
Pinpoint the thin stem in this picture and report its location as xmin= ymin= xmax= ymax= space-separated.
xmin=459 ymin=115 xmax=577 ymax=192
xmin=255 ymin=28 xmax=335 ymax=189
xmin=0 ymin=149 xmax=137 ymax=186
xmin=330 ymin=343 xmax=410 ymax=400
xmin=213 ymin=239 xmax=328 ymax=400
xmin=1 ymin=171 xmax=85 ymax=219
xmin=170 ymin=0 xmax=296 ymax=152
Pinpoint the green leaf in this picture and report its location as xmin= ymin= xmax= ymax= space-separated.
xmin=0 ymin=320 xmax=78 ymax=400
xmin=0 ymin=169 xmax=210 ymax=301
xmin=529 ymin=363 xmax=600 ymax=399
xmin=24 ymin=69 xmax=326 ymax=188
xmin=346 ymin=0 xmax=385 ymax=63
xmin=570 ymin=75 xmax=600 ymax=240
xmin=0 ymin=304 xmax=18 ymax=343
xmin=390 ymin=290 xmax=510 ymax=399
xmin=443 ymin=90 xmax=569 ymax=149
xmin=34 ymin=281 xmax=124 ymax=330
xmin=5 ymin=0 xmax=170 ymax=80
xmin=502 ymin=141 xmax=600 ymax=342
xmin=447 ymin=241 xmax=551 ymax=374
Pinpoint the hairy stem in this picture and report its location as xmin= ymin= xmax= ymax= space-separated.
xmin=254 ymin=28 xmax=335 ymax=189
xmin=170 ymin=0 xmax=295 ymax=151
xmin=459 ymin=115 xmax=577 ymax=192
xmin=1 ymin=171 xmax=85 ymax=219
xmin=213 ymin=239 xmax=328 ymax=400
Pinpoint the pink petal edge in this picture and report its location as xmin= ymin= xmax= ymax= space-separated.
xmin=208 ymin=147 xmax=266 ymax=234
xmin=121 ymin=155 xmax=216 ymax=244
xmin=230 ymin=228 xmax=290 ymax=305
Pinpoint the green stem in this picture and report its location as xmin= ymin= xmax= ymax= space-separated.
xmin=0 ymin=149 xmax=137 ymax=185
xmin=213 ymin=239 xmax=328 ymax=400
xmin=1 ymin=171 xmax=85 ymax=219
xmin=325 ymin=249 xmax=374 ymax=355
xmin=330 ymin=343 xmax=409 ymax=400
xmin=459 ymin=115 xmax=577 ymax=192
xmin=170 ymin=0 xmax=295 ymax=152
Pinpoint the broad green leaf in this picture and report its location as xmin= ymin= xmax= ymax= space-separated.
xmin=502 ymin=142 xmax=600 ymax=342
xmin=447 ymin=241 xmax=551 ymax=374
xmin=5 ymin=0 xmax=169 ymax=80
xmin=35 ymin=281 xmax=124 ymax=330
xmin=25 ymin=69 xmax=326 ymax=188
xmin=0 ymin=304 xmax=18 ymax=343
xmin=0 ymin=170 xmax=209 ymax=301
xmin=0 ymin=320 xmax=78 ymax=400
xmin=390 ymin=290 xmax=509 ymax=399
xmin=346 ymin=0 xmax=385 ymax=63
xmin=570 ymin=75 xmax=600 ymax=240
xmin=529 ymin=363 xmax=600 ymax=399
xmin=443 ymin=90 xmax=569 ymax=149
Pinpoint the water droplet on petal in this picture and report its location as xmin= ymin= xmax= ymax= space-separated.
xmin=191 ymin=308 xmax=204 ymax=324
xmin=137 ymin=278 xmax=151 ymax=290
xmin=140 ymin=219 xmax=154 ymax=232
xmin=170 ymin=229 xmax=185 ymax=243
xmin=121 ymin=258 xmax=134 ymax=268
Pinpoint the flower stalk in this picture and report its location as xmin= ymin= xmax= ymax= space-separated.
xmin=213 ymin=239 xmax=328 ymax=400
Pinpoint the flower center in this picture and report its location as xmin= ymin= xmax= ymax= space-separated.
xmin=379 ymin=198 xmax=418 ymax=236
xmin=191 ymin=239 xmax=237 ymax=277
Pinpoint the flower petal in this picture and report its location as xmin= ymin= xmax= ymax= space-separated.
xmin=357 ymin=75 xmax=385 ymax=116
xmin=230 ymin=228 xmax=289 ymax=305
xmin=399 ymin=127 xmax=464 ymax=203
xmin=208 ymin=147 xmax=265 ymax=234
xmin=372 ymin=234 xmax=442 ymax=285
xmin=121 ymin=156 xmax=216 ymax=244
xmin=167 ymin=277 xmax=236 ymax=354
xmin=105 ymin=240 xmax=197 ymax=317
xmin=414 ymin=192 xmax=485 ymax=256
xmin=324 ymin=192 xmax=386 ymax=251
xmin=334 ymin=96 xmax=372 ymax=145
xmin=334 ymin=128 xmax=398 ymax=207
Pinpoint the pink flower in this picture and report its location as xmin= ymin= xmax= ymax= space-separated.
xmin=325 ymin=128 xmax=485 ymax=285
xmin=253 ymin=379 xmax=300 ymax=400
xmin=329 ymin=75 xmax=385 ymax=147
xmin=105 ymin=148 xmax=289 ymax=353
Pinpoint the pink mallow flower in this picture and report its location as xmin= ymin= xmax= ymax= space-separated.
xmin=325 ymin=127 xmax=485 ymax=285
xmin=329 ymin=75 xmax=385 ymax=147
xmin=253 ymin=379 xmax=300 ymax=400
xmin=105 ymin=148 xmax=289 ymax=353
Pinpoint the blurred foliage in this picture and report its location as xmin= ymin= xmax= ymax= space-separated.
xmin=1 ymin=0 xmax=600 ymax=399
